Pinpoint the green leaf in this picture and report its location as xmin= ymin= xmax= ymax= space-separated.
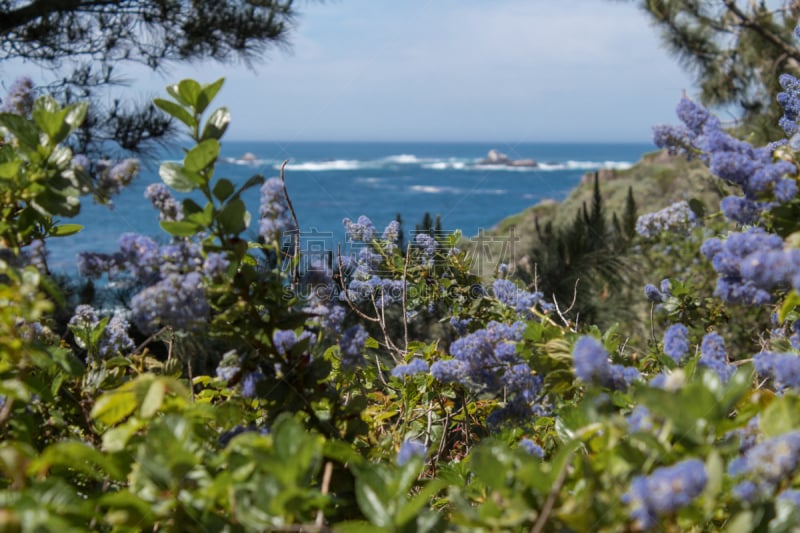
xmin=91 ymin=386 xmax=138 ymax=426
xmin=139 ymin=379 xmax=167 ymax=418
xmin=30 ymin=441 xmax=124 ymax=481
xmin=50 ymin=223 xmax=83 ymax=237
xmin=234 ymin=174 xmax=266 ymax=197
xmin=761 ymin=395 xmax=800 ymax=437
xmin=160 ymin=220 xmax=200 ymax=237
xmin=184 ymin=139 xmax=220 ymax=173
xmin=159 ymin=161 xmax=203 ymax=192
xmin=0 ymin=113 xmax=41 ymax=150
xmin=196 ymin=78 xmax=225 ymax=114
xmin=394 ymin=479 xmax=447 ymax=527
xmin=63 ymin=102 xmax=88 ymax=135
xmin=177 ymin=79 xmax=202 ymax=111
xmin=213 ymin=178 xmax=235 ymax=201
xmin=33 ymin=189 xmax=80 ymax=217
xmin=32 ymin=98 xmax=70 ymax=144
xmin=0 ymin=160 xmax=20 ymax=179
xmin=219 ymin=198 xmax=247 ymax=234
xmin=354 ymin=468 xmax=392 ymax=527
xmin=182 ymin=198 xmax=204 ymax=215
xmin=779 ymin=291 xmax=800 ymax=323
xmin=153 ymin=98 xmax=197 ymax=129
xmin=201 ymin=107 xmax=231 ymax=141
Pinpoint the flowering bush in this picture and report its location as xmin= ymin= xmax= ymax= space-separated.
xmin=4 ymin=56 xmax=800 ymax=531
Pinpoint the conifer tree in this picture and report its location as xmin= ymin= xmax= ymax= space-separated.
xmin=0 ymin=0 xmax=310 ymax=155
xmin=619 ymin=0 xmax=800 ymax=142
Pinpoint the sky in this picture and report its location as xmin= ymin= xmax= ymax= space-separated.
xmin=4 ymin=0 xmax=698 ymax=143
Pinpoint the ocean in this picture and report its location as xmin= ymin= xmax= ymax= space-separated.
xmin=46 ymin=141 xmax=654 ymax=273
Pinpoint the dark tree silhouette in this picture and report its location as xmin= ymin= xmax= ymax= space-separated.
xmin=618 ymin=0 xmax=800 ymax=142
xmin=0 ymin=0 xmax=306 ymax=155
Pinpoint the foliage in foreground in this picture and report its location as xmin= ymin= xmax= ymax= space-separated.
xmin=4 ymin=58 xmax=800 ymax=531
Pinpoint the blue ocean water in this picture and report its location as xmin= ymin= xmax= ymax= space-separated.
xmin=47 ymin=141 xmax=653 ymax=272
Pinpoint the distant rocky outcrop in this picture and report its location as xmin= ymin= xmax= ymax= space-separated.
xmin=477 ymin=149 xmax=537 ymax=168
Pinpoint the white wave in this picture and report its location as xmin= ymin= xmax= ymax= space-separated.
xmin=537 ymin=160 xmax=633 ymax=171
xmin=409 ymin=185 xmax=507 ymax=195
xmin=354 ymin=177 xmax=383 ymax=185
xmin=382 ymin=154 xmax=420 ymax=164
xmin=280 ymin=159 xmax=367 ymax=171
xmin=422 ymin=161 xmax=468 ymax=170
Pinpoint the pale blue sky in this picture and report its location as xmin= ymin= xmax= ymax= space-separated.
xmin=5 ymin=0 xmax=698 ymax=142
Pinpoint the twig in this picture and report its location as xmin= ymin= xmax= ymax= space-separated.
xmin=335 ymin=244 xmax=380 ymax=323
xmin=315 ymin=461 xmax=334 ymax=528
xmin=530 ymin=451 xmax=573 ymax=533
xmin=402 ymin=242 xmax=411 ymax=353
xmin=280 ymin=160 xmax=301 ymax=287
xmin=132 ymin=325 xmax=170 ymax=356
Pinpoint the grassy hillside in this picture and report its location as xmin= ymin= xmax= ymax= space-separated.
xmin=486 ymin=150 xmax=724 ymax=255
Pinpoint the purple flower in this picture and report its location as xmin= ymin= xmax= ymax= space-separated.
xmin=98 ymin=314 xmax=135 ymax=358
xmin=241 ymin=371 xmax=263 ymax=398
xmin=396 ymin=439 xmax=426 ymax=466
xmin=754 ymin=351 xmax=800 ymax=390
xmin=698 ymin=332 xmax=734 ymax=382
xmin=430 ymin=359 xmax=468 ymax=383
xmin=519 ymin=438 xmax=544 ymax=458
xmin=573 ymin=336 xmax=634 ymax=390
xmin=130 ymin=272 xmax=209 ymax=333
xmin=203 ymin=252 xmax=229 ymax=279
xmin=415 ymin=233 xmax=437 ymax=255
xmin=1 ymin=76 xmax=34 ymax=116
xmin=273 ymin=329 xmax=298 ymax=356
xmin=636 ymin=201 xmax=698 ymax=239
xmin=259 ymin=178 xmax=295 ymax=241
xmin=623 ymin=459 xmax=707 ymax=530
xmin=663 ymin=324 xmax=689 ymax=363
xmin=644 ymin=284 xmax=664 ymax=303
xmin=339 ymin=324 xmax=368 ymax=371
xmin=343 ymin=216 xmax=376 ymax=242
xmin=728 ymin=431 xmax=800 ymax=501
xmin=391 ymin=358 xmax=429 ymax=379
xmin=145 ymin=183 xmax=183 ymax=221
xmin=381 ymin=220 xmax=400 ymax=242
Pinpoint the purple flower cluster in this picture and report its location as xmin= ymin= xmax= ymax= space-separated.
xmin=381 ymin=220 xmax=400 ymax=243
xmin=430 ymin=359 xmax=468 ymax=383
xmin=626 ymin=405 xmax=654 ymax=433
xmin=68 ymin=305 xmax=135 ymax=360
xmin=635 ymin=201 xmax=698 ymax=239
xmin=202 ymin=252 xmax=229 ymax=279
xmin=623 ymin=458 xmax=707 ymax=530
xmin=259 ymin=178 xmax=295 ymax=242
xmin=663 ymin=323 xmax=690 ymax=363
xmin=644 ymin=283 xmax=665 ymax=303
xmin=492 ymin=279 xmax=553 ymax=315
xmin=698 ymin=332 xmax=735 ymax=382
xmin=435 ymin=321 xmax=544 ymax=422
xmin=656 ymin=97 xmax=798 ymax=225
xmin=21 ymin=240 xmax=47 ymax=272
xmin=728 ymin=431 xmax=800 ymax=502
xmin=301 ymin=261 xmax=346 ymax=334
xmin=145 ymin=183 xmax=183 ymax=221
xmin=391 ymin=357 xmax=429 ymax=379
xmin=518 ymin=438 xmax=544 ymax=458
xmin=754 ymin=351 xmax=800 ymax=390
xmin=1 ymin=76 xmax=34 ymax=116
xmin=572 ymin=336 xmax=639 ymax=390
xmin=130 ymin=272 xmax=209 ymax=333
xmin=343 ymin=215 xmax=376 ymax=242
xmin=396 ymin=439 xmax=426 ymax=466
xmin=96 ymin=158 xmax=140 ymax=199
xmin=700 ymin=228 xmax=785 ymax=305
xmin=778 ymin=73 xmax=800 ymax=135
xmin=339 ymin=324 xmax=368 ymax=371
